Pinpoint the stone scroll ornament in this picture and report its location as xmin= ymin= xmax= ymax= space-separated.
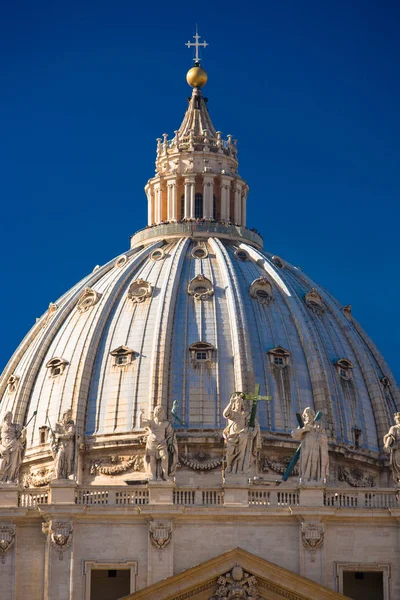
xmin=282 ymin=408 xmax=329 ymax=485
xmin=43 ymin=521 xmax=73 ymax=560
xmin=383 ymin=412 xmax=400 ymax=484
xmin=0 ymin=411 xmax=36 ymax=484
xmin=0 ymin=525 xmax=16 ymax=564
xmin=48 ymin=410 xmax=76 ymax=480
xmin=223 ymin=386 xmax=271 ymax=475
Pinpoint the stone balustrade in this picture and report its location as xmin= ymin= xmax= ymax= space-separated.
xmin=6 ymin=485 xmax=398 ymax=510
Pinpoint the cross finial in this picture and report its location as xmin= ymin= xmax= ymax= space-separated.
xmin=185 ymin=26 xmax=208 ymax=64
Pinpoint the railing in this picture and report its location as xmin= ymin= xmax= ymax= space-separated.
xmin=75 ymin=487 xmax=149 ymax=506
xmin=19 ymin=488 xmax=49 ymax=507
xmin=130 ymin=222 xmax=263 ymax=249
xmin=324 ymin=489 xmax=399 ymax=509
xmin=173 ymin=488 xmax=223 ymax=506
xmin=249 ymin=489 xmax=300 ymax=507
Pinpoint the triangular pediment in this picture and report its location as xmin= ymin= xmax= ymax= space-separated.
xmin=123 ymin=547 xmax=350 ymax=600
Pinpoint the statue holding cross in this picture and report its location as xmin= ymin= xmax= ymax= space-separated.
xmin=223 ymin=385 xmax=271 ymax=476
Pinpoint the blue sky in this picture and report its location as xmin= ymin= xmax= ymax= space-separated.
xmin=1 ymin=1 xmax=399 ymax=382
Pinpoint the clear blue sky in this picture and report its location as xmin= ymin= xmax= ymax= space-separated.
xmin=1 ymin=1 xmax=399 ymax=382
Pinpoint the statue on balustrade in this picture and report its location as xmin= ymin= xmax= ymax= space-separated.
xmin=223 ymin=392 xmax=261 ymax=476
xmin=140 ymin=406 xmax=178 ymax=481
xmin=383 ymin=412 xmax=400 ymax=484
xmin=50 ymin=409 xmax=76 ymax=480
xmin=0 ymin=411 xmax=26 ymax=484
xmin=291 ymin=407 xmax=329 ymax=485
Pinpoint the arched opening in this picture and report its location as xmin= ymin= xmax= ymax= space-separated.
xmin=195 ymin=193 xmax=203 ymax=219
xmin=180 ymin=194 xmax=185 ymax=219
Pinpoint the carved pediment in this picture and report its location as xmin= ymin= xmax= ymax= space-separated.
xmin=123 ymin=547 xmax=349 ymax=600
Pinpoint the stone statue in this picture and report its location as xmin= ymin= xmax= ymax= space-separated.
xmin=0 ymin=411 xmax=26 ymax=484
xmin=50 ymin=410 xmax=76 ymax=480
xmin=383 ymin=412 xmax=400 ymax=483
xmin=140 ymin=406 xmax=178 ymax=481
xmin=223 ymin=392 xmax=261 ymax=475
xmin=291 ymin=407 xmax=329 ymax=485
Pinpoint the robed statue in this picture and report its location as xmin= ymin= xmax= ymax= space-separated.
xmin=291 ymin=407 xmax=329 ymax=485
xmin=383 ymin=412 xmax=400 ymax=484
xmin=140 ymin=406 xmax=178 ymax=481
xmin=0 ymin=411 xmax=26 ymax=484
xmin=50 ymin=409 xmax=76 ymax=480
xmin=223 ymin=392 xmax=261 ymax=475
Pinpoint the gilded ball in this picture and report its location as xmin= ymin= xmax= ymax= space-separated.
xmin=186 ymin=66 xmax=208 ymax=88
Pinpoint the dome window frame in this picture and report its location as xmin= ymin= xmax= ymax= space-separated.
xmin=115 ymin=255 xmax=128 ymax=268
xmin=110 ymin=346 xmax=137 ymax=367
xmin=271 ymin=255 xmax=285 ymax=269
xmin=7 ymin=374 xmax=20 ymax=393
xmin=305 ymin=288 xmax=326 ymax=316
xmin=127 ymin=279 xmax=153 ymax=303
xmin=189 ymin=342 xmax=215 ymax=368
xmin=267 ymin=346 xmax=290 ymax=369
xmin=150 ymin=248 xmax=165 ymax=262
xmin=188 ymin=274 xmax=214 ymax=301
xmin=235 ymin=248 xmax=249 ymax=262
xmin=191 ymin=244 xmax=208 ymax=260
xmin=250 ymin=277 xmax=274 ymax=306
xmin=46 ymin=357 xmax=69 ymax=378
xmin=76 ymin=288 xmax=102 ymax=314
xmin=334 ymin=358 xmax=354 ymax=381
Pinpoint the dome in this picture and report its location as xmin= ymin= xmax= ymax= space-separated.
xmin=0 ymin=59 xmax=399 ymax=481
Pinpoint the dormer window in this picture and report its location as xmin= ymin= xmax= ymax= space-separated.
xmin=7 ymin=374 xmax=20 ymax=393
xmin=188 ymin=274 xmax=214 ymax=300
xmin=46 ymin=357 xmax=68 ymax=378
xmin=76 ymin=288 xmax=102 ymax=313
xmin=127 ymin=280 xmax=153 ymax=303
xmin=334 ymin=358 xmax=354 ymax=381
xmin=305 ymin=288 xmax=326 ymax=316
xmin=189 ymin=342 xmax=215 ymax=367
xmin=250 ymin=278 xmax=273 ymax=306
xmin=110 ymin=346 xmax=136 ymax=367
xmin=268 ymin=347 xmax=290 ymax=368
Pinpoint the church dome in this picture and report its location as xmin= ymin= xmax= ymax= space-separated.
xmin=0 ymin=55 xmax=398 ymax=479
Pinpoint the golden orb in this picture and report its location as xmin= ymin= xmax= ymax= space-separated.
xmin=186 ymin=65 xmax=208 ymax=88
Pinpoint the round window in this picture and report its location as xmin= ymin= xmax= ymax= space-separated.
xmin=235 ymin=249 xmax=249 ymax=261
xmin=192 ymin=246 xmax=208 ymax=259
xmin=256 ymin=289 xmax=270 ymax=300
xmin=151 ymin=249 xmax=165 ymax=261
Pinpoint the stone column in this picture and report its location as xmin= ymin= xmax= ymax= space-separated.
xmin=234 ymin=181 xmax=243 ymax=225
xmin=184 ymin=177 xmax=195 ymax=220
xmin=145 ymin=185 xmax=154 ymax=225
xmin=203 ymin=175 xmax=214 ymax=220
xmin=167 ymin=180 xmax=177 ymax=222
xmin=220 ymin=176 xmax=232 ymax=222
xmin=154 ymin=181 xmax=162 ymax=224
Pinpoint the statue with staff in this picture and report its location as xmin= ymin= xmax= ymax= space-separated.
xmin=283 ymin=407 xmax=329 ymax=485
xmin=223 ymin=385 xmax=271 ymax=476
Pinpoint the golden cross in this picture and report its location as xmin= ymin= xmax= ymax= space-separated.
xmin=185 ymin=27 xmax=208 ymax=63
xmin=244 ymin=384 xmax=272 ymax=428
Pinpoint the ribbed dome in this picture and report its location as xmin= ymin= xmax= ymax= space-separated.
xmin=0 ymin=233 xmax=398 ymax=457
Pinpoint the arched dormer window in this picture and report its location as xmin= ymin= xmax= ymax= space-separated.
xmin=334 ymin=358 xmax=354 ymax=381
xmin=195 ymin=193 xmax=203 ymax=219
xmin=189 ymin=342 xmax=215 ymax=367
xmin=46 ymin=357 xmax=68 ymax=378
